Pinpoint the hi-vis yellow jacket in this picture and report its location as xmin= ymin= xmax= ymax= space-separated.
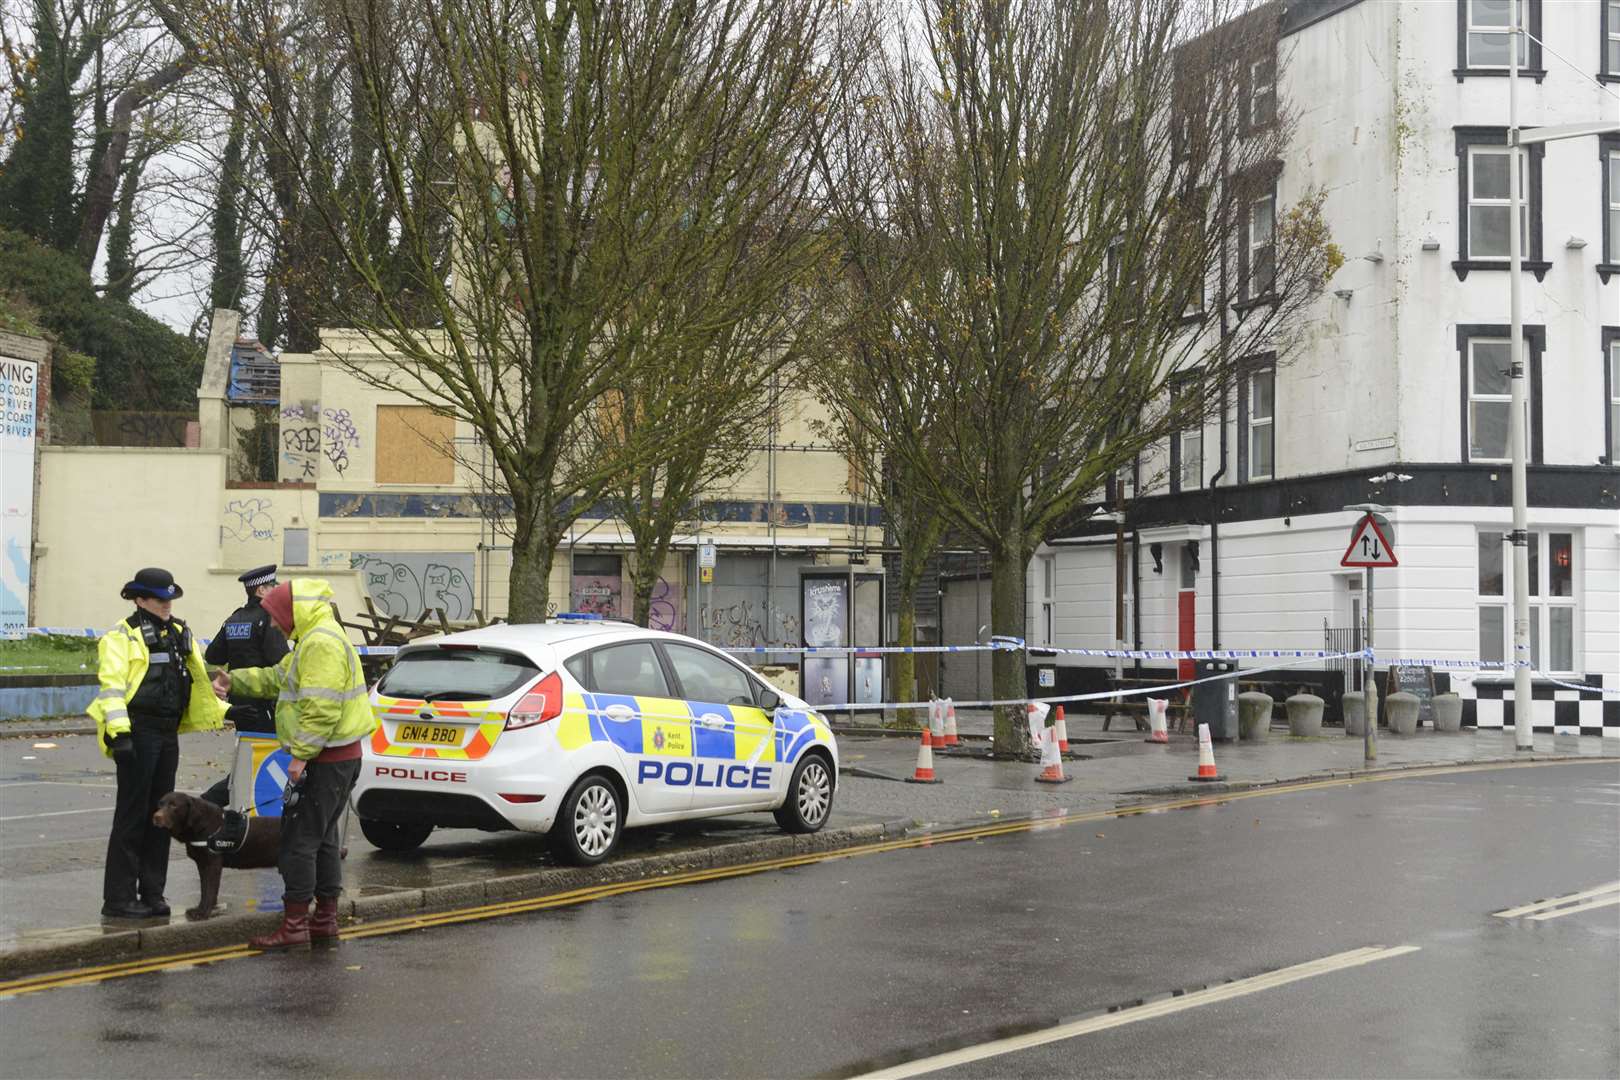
xmin=228 ymin=580 xmax=377 ymax=760
xmin=86 ymin=616 xmax=225 ymax=757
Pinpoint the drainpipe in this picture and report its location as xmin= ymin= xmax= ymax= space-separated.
xmin=1130 ymin=528 xmax=1142 ymax=677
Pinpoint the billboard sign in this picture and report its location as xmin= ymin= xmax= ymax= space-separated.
xmin=0 ymin=356 xmax=38 ymax=633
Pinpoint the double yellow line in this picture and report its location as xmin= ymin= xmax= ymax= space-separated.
xmin=0 ymin=757 xmax=1602 ymax=998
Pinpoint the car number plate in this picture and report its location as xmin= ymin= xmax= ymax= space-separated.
xmin=396 ymin=723 xmax=462 ymax=745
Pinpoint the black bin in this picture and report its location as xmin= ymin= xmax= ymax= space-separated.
xmin=1194 ymin=659 xmax=1239 ymax=741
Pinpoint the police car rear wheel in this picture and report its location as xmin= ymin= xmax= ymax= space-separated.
xmin=774 ymin=753 xmax=833 ymax=834
xmin=553 ymin=774 xmax=621 ymax=866
xmin=359 ymin=818 xmax=433 ymax=852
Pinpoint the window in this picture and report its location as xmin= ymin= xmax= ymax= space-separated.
xmin=1467 ymin=148 xmax=1525 ymax=259
xmin=1239 ymin=365 xmax=1275 ymax=482
xmin=1249 ymin=57 xmax=1276 ymax=129
xmin=1169 ymin=376 xmax=1203 ymax=493
xmin=1467 ymin=339 xmax=1513 ymax=462
xmin=1603 ymin=0 xmax=1620 ymax=81
xmin=664 ymin=644 xmax=756 ymax=706
xmin=1477 ymin=529 xmax=1578 ymax=673
xmin=1456 ymin=324 xmax=1543 ymax=464
xmin=1455 ymin=0 xmax=1543 ymax=80
xmin=282 ymin=527 xmax=309 ymax=567
xmin=1181 ymin=423 xmax=1203 ymax=491
xmin=1453 ymin=129 xmax=1547 ymax=279
xmin=585 ymin=642 xmax=671 ymax=698
xmin=1601 ymin=141 xmax=1620 ymax=279
xmin=1039 ymin=556 xmax=1055 ymax=646
xmin=1605 ymin=329 xmax=1620 ymax=464
xmin=1244 ymin=193 xmax=1276 ymax=299
xmin=376 ymin=404 xmax=455 ymax=485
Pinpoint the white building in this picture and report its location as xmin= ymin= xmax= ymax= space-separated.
xmin=1032 ymin=0 xmax=1619 ymax=736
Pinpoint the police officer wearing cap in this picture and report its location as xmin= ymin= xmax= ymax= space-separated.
xmin=200 ymin=565 xmax=290 ymax=807
xmin=86 ymin=569 xmax=224 ymax=919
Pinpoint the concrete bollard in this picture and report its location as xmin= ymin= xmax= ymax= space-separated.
xmin=1433 ymin=692 xmax=1463 ymax=733
xmin=1386 ymin=691 xmax=1420 ymax=735
xmin=1238 ymin=692 xmax=1274 ymax=741
xmin=1343 ymin=691 xmax=1367 ymax=736
xmin=1286 ymin=693 xmax=1325 ymax=737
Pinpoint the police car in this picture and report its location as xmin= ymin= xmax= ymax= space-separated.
xmin=352 ymin=616 xmax=838 ymax=865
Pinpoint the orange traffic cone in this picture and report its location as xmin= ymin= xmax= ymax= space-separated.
xmin=906 ymin=727 xmax=941 ymax=784
xmin=1188 ymin=722 xmax=1222 ymax=782
xmin=928 ymin=699 xmax=947 ymax=751
xmin=1034 ymin=721 xmax=1070 ymax=784
xmin=1054 ymin=705 xmax=1069 ymax=753
xmin=942 ymin=698 xmax=960 ymax=747
xmin=1146 ymin=698 xmax=1170 ymax=744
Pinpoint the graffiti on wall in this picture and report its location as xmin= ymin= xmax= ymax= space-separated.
xmin=647 ymin=576 xmax=681 ymax=633
xmin=697 ymin=599 xmax=802 ymax=650
xmin=352 ymin=552 xmax=475 ymax=621
xmin=279 ymin=404 xmax=362 ymax=479
xmin=223 ymin=498 xmax=276 ymax=543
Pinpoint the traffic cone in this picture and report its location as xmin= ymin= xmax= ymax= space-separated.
xmin=1034 ymin=723 xmax=1070 ymax=784
xmin=906 ymin=727 xmax=941 ymax=784
xmin=1054 ymin=705 xmax=1069 ymax=753
xmin=1146 ymin=698 xmax=1169 ymax=744
xmin=1188 ymin=722 xmax=1222 ymax=782
xmin=942 ymin=698 xmax=960 ymax=748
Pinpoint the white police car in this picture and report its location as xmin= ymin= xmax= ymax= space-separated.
xmin=352 ymin=616 xmax=838 ymax=865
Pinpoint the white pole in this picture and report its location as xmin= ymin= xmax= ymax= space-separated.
xmin=1508 ymin=11 xmax=1533 ymax=751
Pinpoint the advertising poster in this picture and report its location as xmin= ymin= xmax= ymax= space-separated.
xmin=801 ymin=578 xmax=848 ymax=708
xmin=0 ymin=356 xmax=38 ymax=634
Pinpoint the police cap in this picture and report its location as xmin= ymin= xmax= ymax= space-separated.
xmin=121 ymin=567 xmax=184 ymax=601
xmin=238 ymin=565 xmax=278 ymax=588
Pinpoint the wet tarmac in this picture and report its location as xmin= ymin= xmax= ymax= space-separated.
xmin=1 ymin=761 xmax=1614 ymax=1078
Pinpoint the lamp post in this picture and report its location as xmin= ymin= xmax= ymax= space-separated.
xmin=1505 ymin=18 xmax=1620 ymax=751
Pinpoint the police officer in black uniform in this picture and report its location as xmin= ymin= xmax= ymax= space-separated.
xmin=100 ymin=568 xmax=209 ymax=919
xmin=201 ymin=565 xmax=290 ymax=807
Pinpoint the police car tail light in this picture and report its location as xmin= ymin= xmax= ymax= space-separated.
xmin=505 ymin=671 xmax=563 ymax=730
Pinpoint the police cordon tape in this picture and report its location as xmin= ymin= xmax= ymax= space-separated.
xmin=8 ymin=626 xmax=1612 ymax=698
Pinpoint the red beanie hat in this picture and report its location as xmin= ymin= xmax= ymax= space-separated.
xmin=262 ymin=582 xmax=294 ymax=635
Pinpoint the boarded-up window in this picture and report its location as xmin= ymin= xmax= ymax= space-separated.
xmin=376 ymin=405 xmax=455 ymax=484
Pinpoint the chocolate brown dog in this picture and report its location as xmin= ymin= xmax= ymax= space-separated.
xmin=152 ymin=791 xmax=281 ymax=920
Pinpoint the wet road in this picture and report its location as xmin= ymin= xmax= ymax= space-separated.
xmin=2 ymin=761 xmax=1616 ymax=1079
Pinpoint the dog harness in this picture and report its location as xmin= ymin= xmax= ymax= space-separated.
xmin=187 ymin=809 xmax=250 ymax=855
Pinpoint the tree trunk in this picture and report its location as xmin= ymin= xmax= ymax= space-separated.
xmin=989 ymin=541 xmax=1032 ymax=759
xmin=628 ymin=537 xmax=667 ymax=627
xmin=894 ymin=595 xmax=919 ymax=728
xmin=75 ymin=57 xmax=191 ymax=268
xmin=507 ymin=517 xmax=556 ymax=623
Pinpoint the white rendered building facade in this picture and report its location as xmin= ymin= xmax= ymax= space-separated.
xmin=1032 ymin=0 xmax=1619 ymax=736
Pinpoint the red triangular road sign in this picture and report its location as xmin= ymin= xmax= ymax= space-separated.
xmin=1341 ymin=514 xmax=1398 ymax=567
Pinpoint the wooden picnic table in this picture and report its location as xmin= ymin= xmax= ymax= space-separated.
xmin=1102 ymin=676 xmax=1191 ymax=733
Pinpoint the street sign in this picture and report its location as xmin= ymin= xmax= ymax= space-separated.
xmin=699 ymin=566 xmax=714 ymax=584
xmin=698 ymin=543 xmax=716 ymax=569
xmin=1341 ymin=513 xmax=1397 ymax=567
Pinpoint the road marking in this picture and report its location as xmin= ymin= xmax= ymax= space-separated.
xmin=0 ymin=806 xmax=114 ymax=822
xmin=852 ymin=946 xmax=1423 ymax=1079
xmin=1493 ymin=882 xmax=1620 ymax=919
xmin=1525 ymin=894 xmax=1620 ymax=921
xmin=0 ymin=758 xmax=1604 ymax=996
xmin=0 ymin=781 xmax=119 ymax=790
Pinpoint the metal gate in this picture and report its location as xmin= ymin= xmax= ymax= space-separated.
xmin=1323 ymin=618 xmax=1365 ymax=692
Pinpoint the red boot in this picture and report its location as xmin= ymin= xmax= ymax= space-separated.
xmin=310 ymin=896 xmax=341 ymax=947
xmin=250 ymin=900 xmax=310 ymax=951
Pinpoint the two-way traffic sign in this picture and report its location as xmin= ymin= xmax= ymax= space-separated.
xmin=1340 ymin=513 xmax=1397 ymax=567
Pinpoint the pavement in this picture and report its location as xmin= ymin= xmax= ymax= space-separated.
xmin=2 ymin=707 xmax=1616 ymax=981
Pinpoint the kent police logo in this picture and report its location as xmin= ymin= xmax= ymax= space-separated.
xmin=653 ymin=729 xmax=665 ymax=751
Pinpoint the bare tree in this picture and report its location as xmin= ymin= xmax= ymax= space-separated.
xmin=815 ymin=0 xmax=1341 ymax=754
xmin=198 ymin=0 xmax=852 ymax=620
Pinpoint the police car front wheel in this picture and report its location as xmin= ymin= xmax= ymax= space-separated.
xmin=359 ymin=819 xmax=433 ymax=852
xmin=774 ymin=753 xmax=833 ymax=834
xmin=552 ymin=773 xmax=622 ymax=866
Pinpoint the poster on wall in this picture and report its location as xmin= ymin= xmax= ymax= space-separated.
xmin=351 ymin=552 xmax=476 ymax=621
xmin=0 ymin=356 xmax=38 ymax=634
xmin=570 ymin=554 xmax=623 ymax=619
xmin=801 ymin=578 xmax=848 ymax=708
